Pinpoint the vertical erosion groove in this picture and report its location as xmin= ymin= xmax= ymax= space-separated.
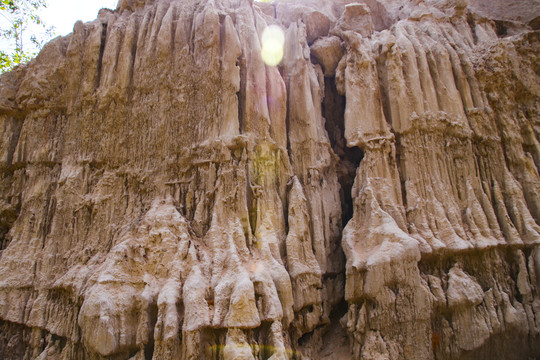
xmin=6 ymin=116 xmax=24 ymax=167
xmin=319 ymin=75 xmax=361 ymax=356
xmin=96 ymin=22 xmax=108 ymax=89
xmin=0 ymin=115 xmax=24 ymax=254
xmin=322 ymin=77 xmax=363 ymax=227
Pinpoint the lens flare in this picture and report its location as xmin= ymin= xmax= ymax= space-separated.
xmin=261 ymin=25 xmax=285 ymax=66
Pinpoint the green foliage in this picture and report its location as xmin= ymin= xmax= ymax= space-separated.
xmin=0 ymin=0 xmax=54 ymax=73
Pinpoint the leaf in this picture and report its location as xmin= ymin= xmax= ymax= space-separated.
xmin=0 ymin=0 xmax=54 ymax=73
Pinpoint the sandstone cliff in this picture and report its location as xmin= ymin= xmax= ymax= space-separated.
xmin=0 ymin=0 xmax=539 ymax=359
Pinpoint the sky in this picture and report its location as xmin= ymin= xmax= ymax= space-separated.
xmin=41 ymin=0 xmax=267 ymax=36
xmin=2 ymin=0 xmax=269 ymax=56
xmin=0 ymin=0 xmax=118 ymax=54
xmin=41 ymin=0 xmax=266 ymax=35
xmin=41 ymin=0 xmax=118 ymax=36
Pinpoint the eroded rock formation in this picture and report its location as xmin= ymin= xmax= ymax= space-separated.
xmin=0 ymin=0 xmax=539 ymax=359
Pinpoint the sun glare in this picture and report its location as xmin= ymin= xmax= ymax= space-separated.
xmin=261 ymin=25 xmax=285 ymax=66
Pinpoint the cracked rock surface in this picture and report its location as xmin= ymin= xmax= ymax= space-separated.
xmin=0 ymin=0 xmax=539 ymax=359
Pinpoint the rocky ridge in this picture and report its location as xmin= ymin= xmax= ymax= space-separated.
xmin=0 ymin=0 xmax=539 ymax=359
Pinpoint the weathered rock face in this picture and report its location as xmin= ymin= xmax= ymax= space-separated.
xmin=0 ymin=0 xmax=539 ymax=359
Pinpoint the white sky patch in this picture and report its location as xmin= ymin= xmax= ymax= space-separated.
xmin=1 ymin=0 xmax=117 ymax=53
xmin=41 ymin=0 xmax=118 ymax=36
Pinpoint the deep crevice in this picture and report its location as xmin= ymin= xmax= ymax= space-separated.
xmin=375 ymin=46 xmax=393 ymax=128
xmin=96 ymin=22 xmax=108 ymax=89
xmin=127 ymin=17 xmax=141 ymax=102
xmin=144 ymin=301 xmax=158 ymax=360
xmin=466 ymin=11 xmax=479 ymax=44
xmin=319 ymin=75 xmax=361 ymax=358
xmin=395 ymin=133 xmax=408 ymax=213
xmin=494 ymin=20 xmax=508 ymax=37
xmin=322 ymin=76 xmax=363 ymax=227
xmin=237 ymin=50 xmax=247 ymax=134
xmin=0 ymin=195 xmax=20 ymax=254
xmin=6 ymin=115 xmax=24 ymax=167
